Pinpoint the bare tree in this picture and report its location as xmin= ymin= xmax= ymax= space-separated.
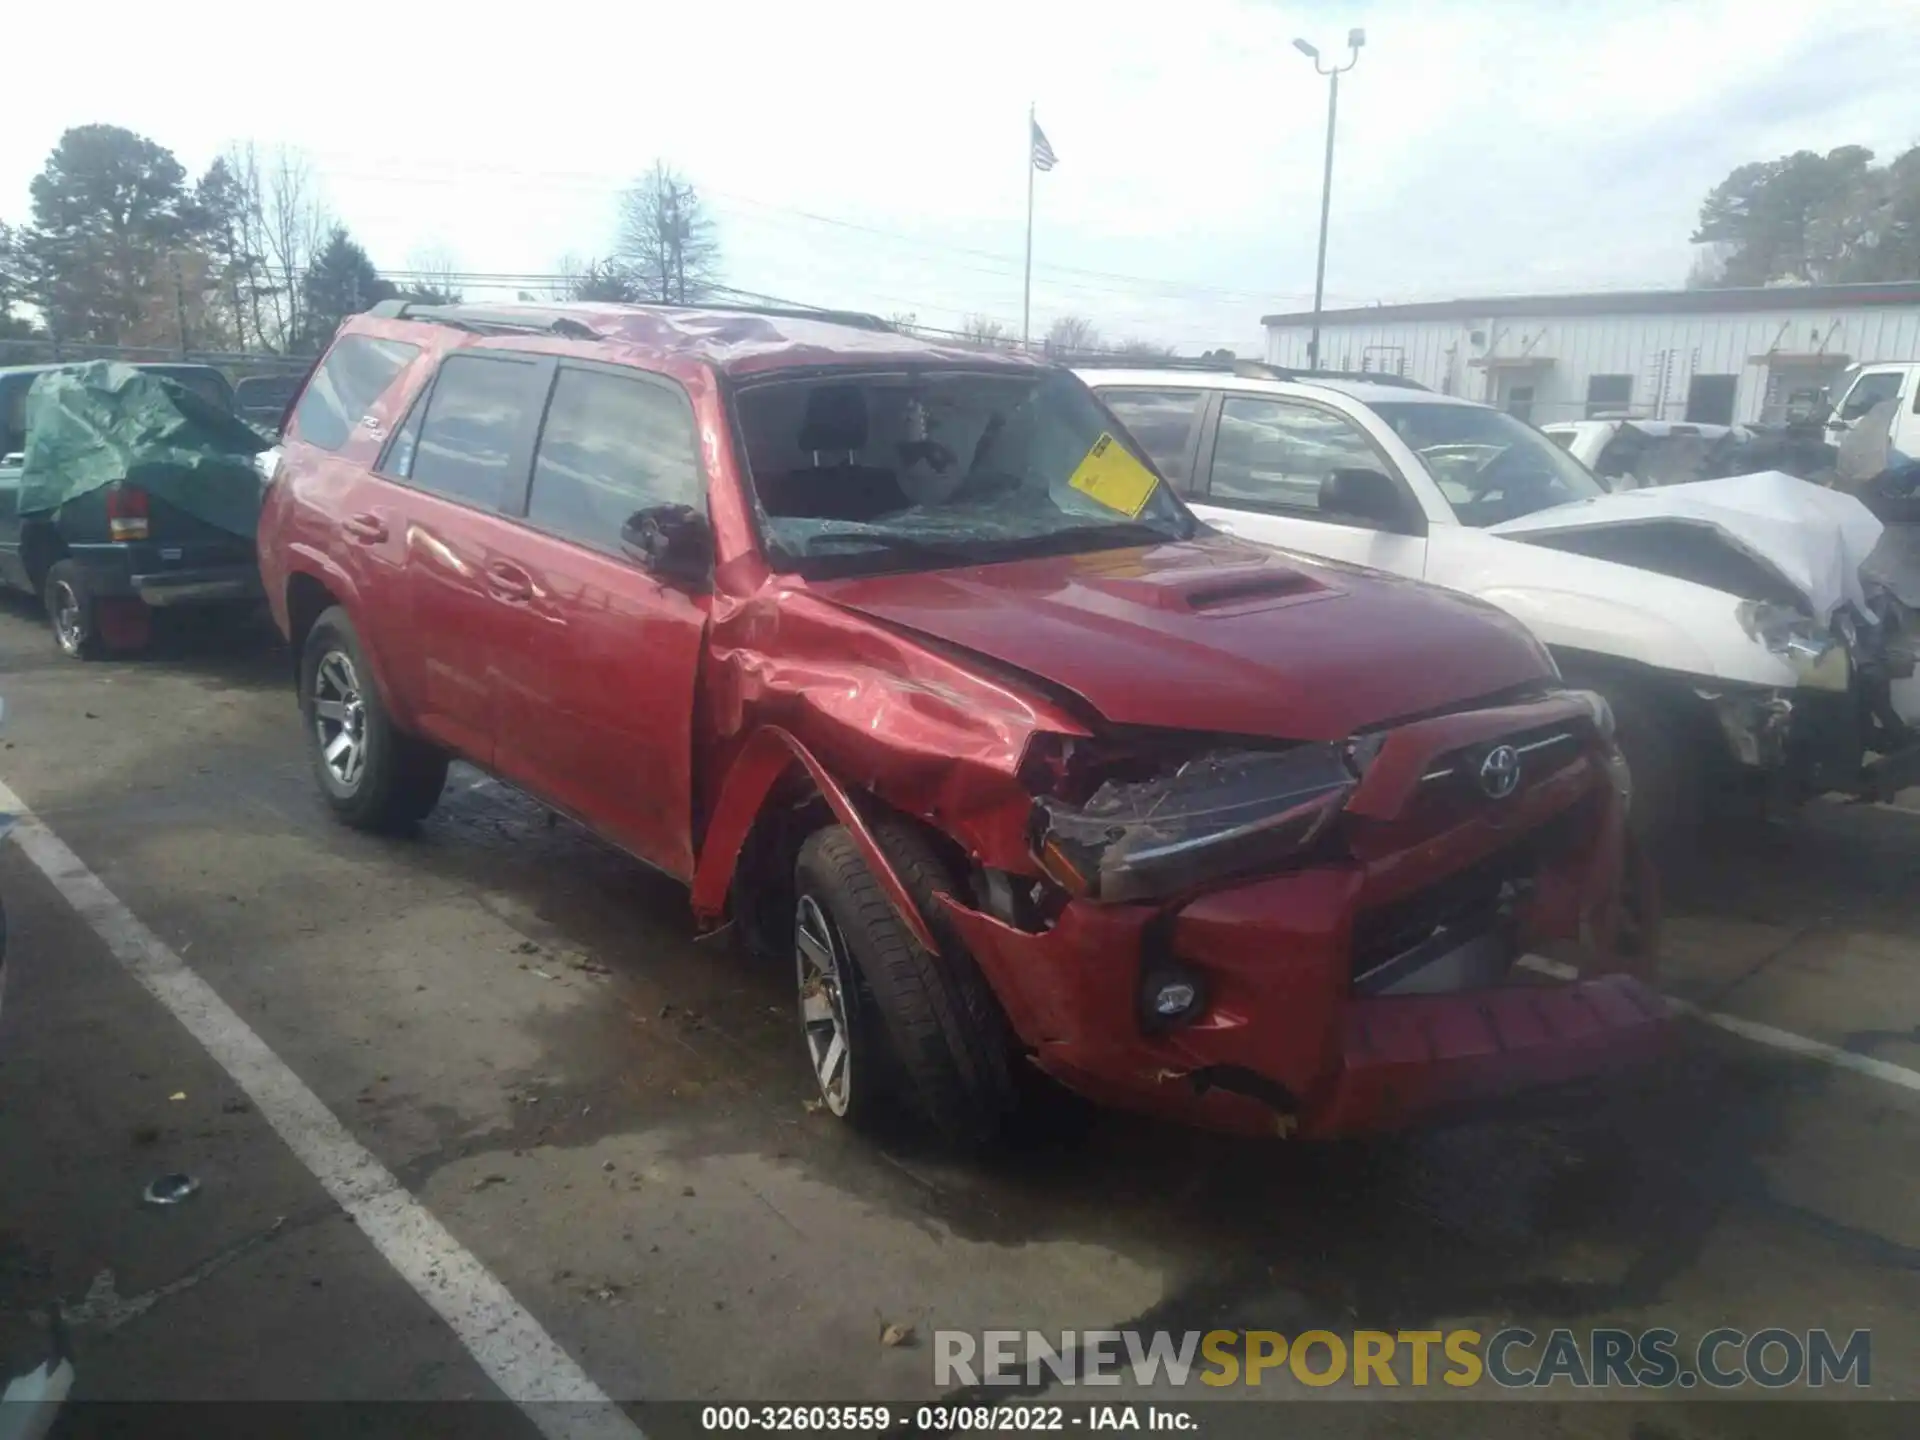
xmin=1043 ymin=314 xmax=1101 ymax=357
xmin=960 ymin=314 xmax=1012 ymax=350
xmin=259 ymin=147 xmax=329 ymax=350
xmin=1113 ymin=337 xmax=1177 ymax=358
xmin=404 ymin=245 xmax=464 ymax=305
xmin=615 ymin=163 xmax=721 ymax=303
xmin=218 ymin=143 xmax=279 ymax=349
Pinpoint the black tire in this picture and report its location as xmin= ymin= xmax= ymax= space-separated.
xmin=1589 ymin=681 xmax=1696 ymax=867
xmin=793 ymin=821 xmax=1022 ymax=1147
xmin=299 ymin=606 xmax=448 ymax=833
xmin=44 ymin=560 xmax=104 ymax=661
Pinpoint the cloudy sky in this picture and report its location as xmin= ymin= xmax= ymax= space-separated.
xmin=5 ymin=0 xmax=1917 ymax=353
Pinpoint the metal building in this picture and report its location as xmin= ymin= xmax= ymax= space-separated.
xmin=1261 ymin=282 xmax=1920 ymax=426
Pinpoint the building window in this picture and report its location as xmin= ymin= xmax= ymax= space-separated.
xmin=1685 ymin=374 xmax=1738 ymax=426
xmin=1505 ymin=385 xmax=1535 ymax=424
xmin=1585 ymin=374 xmax=1633 ymax=418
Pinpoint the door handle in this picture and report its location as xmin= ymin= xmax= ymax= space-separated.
xmin=486 ymin=562 xmax=533 ymax=603
xmin=343 ymin=513 xmax=388 ymax=544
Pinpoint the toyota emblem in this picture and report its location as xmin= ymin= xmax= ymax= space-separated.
xmin=1478 ymin=744 xmax=1521 ymax=799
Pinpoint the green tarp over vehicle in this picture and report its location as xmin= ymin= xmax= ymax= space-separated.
xmin=17 ymin=362 xmax=269 ymax=538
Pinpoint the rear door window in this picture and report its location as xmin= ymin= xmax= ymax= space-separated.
xmin=407 ymin=354 xmax=545 ymax=510
xmin=524 ymin=365 xmax=703 ymax=554
xmin=1096 ymin=389 xmax=1206 ymax=484
xmin=1205 ymin=395 xmax=1383 ymax=513
xmin=290 ymin=336 xmax=421 ymax=452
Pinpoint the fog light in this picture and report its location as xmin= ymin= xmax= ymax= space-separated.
xmin=1139 ymin=965 xmax=1205 ymax=1029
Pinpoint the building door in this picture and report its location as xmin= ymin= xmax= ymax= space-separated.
xmin=1686 ymin=374 xmax=1737 ymax=425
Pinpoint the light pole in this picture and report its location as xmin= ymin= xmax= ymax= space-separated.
xmin=1294 ymin=27 xmax=1364 ymax=370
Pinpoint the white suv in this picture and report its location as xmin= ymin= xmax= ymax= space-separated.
xmin=1078 ymin=361 xmax=1920 ymax=852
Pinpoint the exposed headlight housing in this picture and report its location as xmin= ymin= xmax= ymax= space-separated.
xmin=1021 ymin=734 xmax=1356 ymax=903
xmin=1736 ymin=600 xmax=1850 ymax=692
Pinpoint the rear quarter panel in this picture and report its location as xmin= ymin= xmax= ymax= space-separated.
xmin=261 ymin=325 xmax=447 ymax=718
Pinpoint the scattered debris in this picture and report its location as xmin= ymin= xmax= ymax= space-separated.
xmin=566 ymin=955 xmax=611 ymax=975
xmin=602 ymin=1160 xmax=616 ymax=1173
xmin=141 ymin=1174 xmax=200 ymax=1207
xmin=659 ymin=1004 xmax=674 ymax=1020
xmin=530 ymin=968 xmax=557 ymax=982
xmin=591 ymin=1283 xmax=623 ymax=1303
xmin=167 ymin=1092 xmax=186 ymax=1103
xmin=880 ymin=1322 xmax=917 ymax=1349
xmin=513 ymin=940 xmax=541 ymax=955
xmin=682 ymin=1186 xmax=696 ymax=1197
xmin=803 ymin=1099 xmax=824 ymax=1115
xmin=470 ymin=1174 xmax=509 ymax=1193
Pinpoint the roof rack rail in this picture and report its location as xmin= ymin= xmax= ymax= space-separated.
xmin=1068 ymin=354 xmax=1430 ymax=390
xmin=364 ymin=300 xmax=600 ymax=338
xmin=366 ymin=298 xmax=897 ymax=336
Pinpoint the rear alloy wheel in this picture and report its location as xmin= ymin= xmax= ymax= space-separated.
xmin=44 ymin=561 xmax=102 ymax=660
xmin=311 ymin=649 xmax=371 ymax=791
xmin=300 ymin=606 xmax=448 ymax=833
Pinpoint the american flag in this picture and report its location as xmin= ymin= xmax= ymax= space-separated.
xmin=1030 ymin=118 xmax=1058 ymax=172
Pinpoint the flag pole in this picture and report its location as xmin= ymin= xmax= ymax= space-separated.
xmin=1022 ymin=101 xmax=1036 ymax=350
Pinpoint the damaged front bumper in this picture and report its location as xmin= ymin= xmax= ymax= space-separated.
xmin=1701 ymin=596 xmax=1920 ymax=799
xmin=945 ymin=699 xmax=1668 ymax=1138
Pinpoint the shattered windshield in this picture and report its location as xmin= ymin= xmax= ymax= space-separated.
xmin=734 ymin=368 xmax=1195 ymax=573
xmin=1371 ymin=401 xmax=1606 ymax=527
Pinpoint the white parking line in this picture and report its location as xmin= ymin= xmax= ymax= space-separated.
xmin=0 ymin=780 xmax=644 ymax=1440
xmin=1520 ymin=953 xmax=1920 ymax=1095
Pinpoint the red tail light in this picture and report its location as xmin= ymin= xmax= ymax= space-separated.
xmin=107 ymin=484 xmax=150 ymax=541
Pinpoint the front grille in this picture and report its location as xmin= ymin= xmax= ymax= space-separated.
xmin=1348 ymin=801 xmax=1589 ymax=989
xmin=1417 ymin=722 xmax=1583 ymax=793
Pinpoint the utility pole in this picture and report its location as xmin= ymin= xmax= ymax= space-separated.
xmin=1293 ymin=29 xmax=1364 ymax=370
xmin=1023 ymin=104 xmax=1037 ymax=349
xmin=172 ymin=254 xmax=190 ymax=357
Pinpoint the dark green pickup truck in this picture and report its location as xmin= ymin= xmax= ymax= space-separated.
xmin=0 ymin=362 xmax=265 ymax=658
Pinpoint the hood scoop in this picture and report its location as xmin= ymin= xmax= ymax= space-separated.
xmin=1089 ymin=561 xmax=1338 ymax=616
xmin=1185 ymin=570 xmax=1327 ymax=611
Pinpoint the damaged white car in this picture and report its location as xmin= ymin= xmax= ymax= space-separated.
xmin=1080 ymin=362 xmax=1920 ymax=853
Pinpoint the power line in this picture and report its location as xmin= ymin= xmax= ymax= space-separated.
xmin=305 ymin=151 xmax=1364 ymax=307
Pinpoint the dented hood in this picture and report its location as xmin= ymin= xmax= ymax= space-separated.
xmin=808 ymin=534 xmax=1553 ymax=742
xmin=1490 ymin=471 xmax=1884 ymax=623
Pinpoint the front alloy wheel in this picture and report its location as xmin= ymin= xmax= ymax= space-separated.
xmin=796 ymin=893 xmax=855 ymax=1115
xmin=311 ymin=649 xmax=369 ymax=792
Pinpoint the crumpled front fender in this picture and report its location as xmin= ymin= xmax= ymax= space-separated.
xmin=690 ymin=724 xmax=940 ymax=953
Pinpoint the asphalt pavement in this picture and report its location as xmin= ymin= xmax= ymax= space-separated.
xmin=2 ymin=594 xmax=1918 ymax=1435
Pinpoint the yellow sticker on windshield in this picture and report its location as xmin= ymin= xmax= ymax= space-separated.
xmin=1067 ymin=433 xmax=1159 ymax=518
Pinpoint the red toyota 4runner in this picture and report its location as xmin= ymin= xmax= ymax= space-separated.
xmin=258 ymin=301 xmax=1665 ymax=1144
